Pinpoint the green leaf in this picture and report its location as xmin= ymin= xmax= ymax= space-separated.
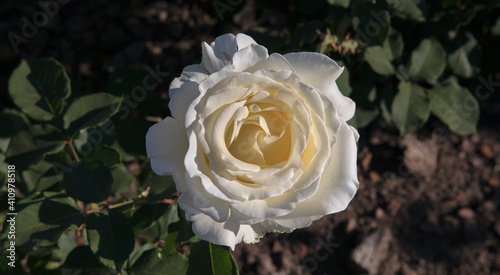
xmin=5 ymin=124 xmax=66 ymax=170
xmin=161 ymin=204 xmax=183 ymax=256
xmin=380 ymin=87 xmax=397 ymax=126
xmin=53 ymin=230 xmax=79 ymax=263
xmin=21 ymin=157 xmax=64 ymax=194
xmin=447 ymin=32 xmax=481 ymax=79
xmin=428 ymin=80 xmax=479 ymax=135
xmin=187 ymin=240 xmax=239 ymax=275
xmin=63 ymin=93 xmax=122 ymax=138
xmin=392 ymin=81 xmax=430 ymax=135
xmin=387 ymin=0 xmax=426 ymax=21
xmin=350 ymin=80 xmax=379 ymax=128
xmin=409 ymin=38 xmax=446 ymax=83
xmin=0 ymin=109 xmax=30 ymax=139
xmin=63 ymin=161 xmax=113 ymax=203
xmin=130 ymin=203 xmax=171 ymax=234
xmin=8 ymin=58 xmax=71 ymax=121
xmin=176 ymin=206 xmax=197 ymax=245
xmin=384 ymin=27 xmax=404 ymax=61
xmin=353 ymin=106 xmax=379 ymax=128
xmin=158 ymin=204 xmax=199 ymax=257
xmin=110 ymin=165 xmax=136 ymax=195
xmin=0 ymin=253 xmax=24 ymax=274
xmin=1 ymin=192 xmax=83 ymax=247
xmin=60 ymin=246 xmax=114 ymax=275
xmin=140 ymin=170 xmax=177 ymax=197
xmin=87 ymin=210 xmax=135 ymax=262
xmin=115 ymin=118 xmax=150 ymax=156
xmin=84 ymin=146 xmax=121 ymax=168
xmin=364 ymin=46 xmax=395 ymax=75
xmin=327 ymin=0 xmax=350 ymax=8
xmin=130 ymin=248 xmax=188 ymax=275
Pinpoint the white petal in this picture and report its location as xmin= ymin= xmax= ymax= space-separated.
xmin=274 ymin=122 xmax=359 ymax=228
xmin=245 ymin=53 xmax=296 ymax=73
xmin=283 ymin=52 xmax=355 ymax=121
xmin=184 ymin=130 xmax=241 ymax=204
xmin=168 ymin=80 xmax=201 ymax=120
xmin=212 ymin=33 xmax=238 ymax=60
xmin=230 ymin=195 xmax=296 ymax=220
xmin=187 ymin=211 xmax=293 ymax=250
xmin=199 ymin=33 xmax=260 ymax=74
xmin=188 ymin=211 xmax=241 ymax=250
xmin=177 ymin=188 xmax=229 ymax=223
xmin=232 ymin=44 xmax=269 ymax=72
xmin=145 ymin=117 xmax=187 ymax=191
xmin=235 ymin=33 xmax=257 ymax=49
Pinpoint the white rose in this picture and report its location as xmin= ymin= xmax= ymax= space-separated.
xmin=146 ymin=33 xmax=359 ymax=250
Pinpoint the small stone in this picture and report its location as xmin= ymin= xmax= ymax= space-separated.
xmin=351 ymin=228 xmax=392 ymax=275
xmin=401 ymin=134 xmax=438 ymax=179
xmin=361 ymin=152 xmax=373 ymax=171
xmin=480 ymin=144 xmax=494 ymax=159
xmin=387 ymin=200 xmax=401 ymax=217
xmin=457 ymin=207 xmax=475 ymax=219
xmin=346 ymin=217 xmax=357 ymax=233
xmin=368 ymin=171 xmax=381 ymax=183
xmin=293 ymin=242 xmax=308 ymax=258
xmin=488 ymin=177 xmax=499 ymax=188
xmin=272 ymin=240 xmax=283 ymax=253
xmin=375 ymin=208 xmax=385 ymax=219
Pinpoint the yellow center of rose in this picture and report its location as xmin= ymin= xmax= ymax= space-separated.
xmin=225 ymin=102 xmax=291 ymax=167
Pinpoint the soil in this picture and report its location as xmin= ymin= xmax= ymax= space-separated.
xmin=1 ymin=0 xmax=499 ymax=274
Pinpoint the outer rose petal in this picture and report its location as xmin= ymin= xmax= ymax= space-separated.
xmin=188 ymin=211 xmax=293 ymax=250
xmin=283 ymin=52 xmax=356 ymax=121
xmin=274 ymin=122 xmax=359 ymax=228
xmin=145 ymin=117 xmax=188 ymax=191
xmin=201 ymin=33 xmax=259 ymax=73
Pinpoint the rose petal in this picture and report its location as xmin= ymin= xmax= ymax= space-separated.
xmin=145 ymin=117 xmax=188 ymax=191
xmin=232 ymin=44 xmax=269 ymax=72
xmin=245 ymin=53 xmax=296 ymax=73
xmin=274 ymin=122 xmax=359 ymax=228
xmin=235 ymin=33 xmax=257 ymax=49
xmin=187 ymin=211 xmax=292 ymax=250
xmin=201 ymin=34 xmax=238 ymax=73
xmin=168 ymin=80 xmax=201 ymax=120
xmin=283 ymin=52 xmax=355 ymax=121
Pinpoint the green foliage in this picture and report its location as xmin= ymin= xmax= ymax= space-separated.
xmin=130 ymin=248 xmax=188 ymax=275
xmin=280 ymin=0 xmax=494 ymax=135
xmin=392 ymin=81 xmax=430 ymax=135
xmin=5 ymin=125 xmax=66 ymax=170
xmin=63 ymin=93 xmax=122 ymax=138
xmin=364 ymin=46 xmax=395 ymax=75
xmin=63 ymin=161 xmax=113 ymax=203
xmin=187 ymin=241 xmax=239 ymax=275
xmin=429 ymin=80 xmax=479 ymax=135
xmin=1 ymin=192 xmax=83 ymax=247
xmin=0 ymin=58 xmax=213 ymax=274
xmin=8 ymin=59 xmax=70 ymax=121
xmin=408 ymin=38 xmax=446 ymax=83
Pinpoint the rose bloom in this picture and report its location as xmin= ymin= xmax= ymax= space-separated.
xmin=146 ymin=33 xmax=359 ymax=249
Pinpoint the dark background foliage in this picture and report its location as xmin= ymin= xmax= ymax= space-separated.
xmin=0 ymin=0 xmax=499 ymax=274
